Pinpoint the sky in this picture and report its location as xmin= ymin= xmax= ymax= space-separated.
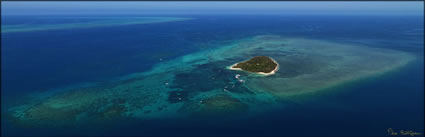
xmin=1 ymin=2 xmax=424 ymax=15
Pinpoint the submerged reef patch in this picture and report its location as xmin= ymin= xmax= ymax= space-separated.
xmin=5 ymin=35 xmax=415 ymax=127
xmin=197 ymin=94 xmax=249 ymax=116
xmin=169 ymin=60 xmax=254 ymax=97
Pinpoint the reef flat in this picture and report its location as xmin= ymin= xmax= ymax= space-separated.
xmin=1 ymin=17 xmax=192 ymax=33
xmin=4 ymin=35 xmax=416 ymax=127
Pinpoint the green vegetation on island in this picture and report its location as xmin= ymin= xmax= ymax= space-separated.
xmin=232 ymin=56 xmax=278 ymax=73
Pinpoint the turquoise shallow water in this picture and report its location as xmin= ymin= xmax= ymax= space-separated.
xmin=1 ymin=15 xmax=424 ymax=136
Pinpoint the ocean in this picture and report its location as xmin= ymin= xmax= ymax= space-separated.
xmin=1 ymin=14 xmax=424 ymax=136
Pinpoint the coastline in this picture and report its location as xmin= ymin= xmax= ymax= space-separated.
xmin=228 ymin=57 xmax=279 ymax=76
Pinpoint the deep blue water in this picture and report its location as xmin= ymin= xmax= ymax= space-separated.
xmin=1 ymin=15 xmax=424 ymax=136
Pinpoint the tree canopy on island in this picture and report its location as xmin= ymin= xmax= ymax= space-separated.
xmin=233 ymin=56 xmax=277 ymax=73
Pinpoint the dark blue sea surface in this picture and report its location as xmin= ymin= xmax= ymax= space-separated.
xmin=1 ymin=15 xmax=424 ymax=136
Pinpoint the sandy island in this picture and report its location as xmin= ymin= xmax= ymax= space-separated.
xmin=228 ymin=56 xmax=280 ymax=76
